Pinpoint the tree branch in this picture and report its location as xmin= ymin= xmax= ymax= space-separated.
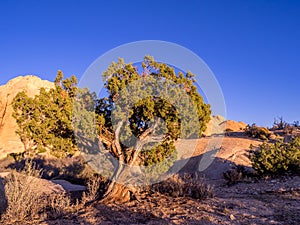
xmin=138 ymin=118 xmax=160 ymax=140
xmin=128 ymin=119 xmax=165 ymax=167
xmin=114 ymin=120 xmax=124 ymax=162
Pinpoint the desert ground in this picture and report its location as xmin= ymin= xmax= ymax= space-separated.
xmin=0 ymin=134 xmax=299 ymax=225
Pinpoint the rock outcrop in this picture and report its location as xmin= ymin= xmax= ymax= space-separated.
xmin=203 ymin=115 xmax=247 ymax=136
xmin=0 ymin=76 xmax=54 ymax=159
xmin=221 ymin=120 xmax=247 ymax=132
xmin=203 ymin=115 xmax=226 ymax=136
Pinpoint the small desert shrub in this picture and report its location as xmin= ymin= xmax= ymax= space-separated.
xmin=152 ymin=173 xmax=214 ymax=199
xmin=293 ymin=121 xmax=300 ymax=128
xmin=46 ymin=193 xmax=74 ymax=219
xmin=223 ymin=165 xmax=252 ymax=185
xmin=245 ymin=124 xmax=271 ymax=140
xmin=273 ymin=116 xmax=288 ymax=130
xmin=250 ymin=137 xmax=300 ymax=175
xmin=81 ymin=175 xmax=106 ymax=204
xmin=0 ymin=159 xmax=83 ymax=223
xmin=283 ymin=124 xmax=296 ymax=135
xmin=1 ymin=160 xmax=44 ymax=222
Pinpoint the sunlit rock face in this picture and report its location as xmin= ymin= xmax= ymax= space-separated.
xmin=0 ymin=75 xmax=54 ymax=159
xmin=203 ymin=115 xmax=247 ymax=137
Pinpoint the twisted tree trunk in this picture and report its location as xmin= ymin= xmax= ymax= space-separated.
xmin=101 ymin=169 xmax=132 ymax=204
xmin=100 ymin=120 xmax=164 ymax=204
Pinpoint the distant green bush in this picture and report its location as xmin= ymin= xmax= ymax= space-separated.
xmin=251 ymin=137 xmax=300 ymax=175
xmin=245 ymin=124 xmax=271 ymax=140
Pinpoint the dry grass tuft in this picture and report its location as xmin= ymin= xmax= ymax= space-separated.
xmin=0 ymin=159 xmax=86 ymax=224
xmin=0 ymin=159 xmax=44 ymax=222
xmin=81 ymin=175 xmax=104 ymax=205
xmin=223 ymin=165 xmax=254 ymax=185
xmin=152 ymin=173 xmax=214 ymax=199
xmin=46 ymin=193 xmax=75 ymax=219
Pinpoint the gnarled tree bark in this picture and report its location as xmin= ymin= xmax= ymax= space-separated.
xmin=100 ymin=119 xmax=164 ymax=204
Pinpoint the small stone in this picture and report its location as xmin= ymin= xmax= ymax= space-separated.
xmin=230 ymin=214 xmax=235 ymax=220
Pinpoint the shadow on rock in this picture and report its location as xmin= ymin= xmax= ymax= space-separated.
xmin=0 ymin=178 xmax=8 ymax=218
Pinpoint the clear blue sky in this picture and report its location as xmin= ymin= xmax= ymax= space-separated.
xmin=0 ymin=0 xmax=299 ymax=127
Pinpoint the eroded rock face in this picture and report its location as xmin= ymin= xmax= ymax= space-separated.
xmin=0 ymin=76 xmax=54 ymax=159
xmin=221 ymin=120 xmax=247 ymax=132
xmin=203 ymin=115 xmax=247 ymax=136
xmin=203 ymin=115 xmax=226 ymax=136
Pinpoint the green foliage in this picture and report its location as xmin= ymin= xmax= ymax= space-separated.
xmin=245 ymin=123 xmax=271 ymax=140
xmin=12 ymin=71 xmax=79 ymax=158
xmin=251 ymin=137 xmax=300 ymax=175
xmin=97 ymin=56 xmax=211 ymax=173
xmin=101 ymin=56 xmax=211 ymax=137
xmin=72 ymin=87 xmax=98 ymax=142
xmin=11 ymin=55 xmax=211 ymax=180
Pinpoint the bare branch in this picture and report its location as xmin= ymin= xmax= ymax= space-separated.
xmin=139 ymin=118 xmax=160 ymax=140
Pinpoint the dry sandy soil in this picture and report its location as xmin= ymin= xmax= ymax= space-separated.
xmin=38 ymin=176 xmax=300 ymax=225
xmin=1 ymin=135 xmax=299 ymax=225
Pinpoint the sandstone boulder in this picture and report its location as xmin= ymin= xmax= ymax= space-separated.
xmin=0 ymin=76 xmax=54 ymax=159
xmin=203 ymin=115 xmax=247 ymax=136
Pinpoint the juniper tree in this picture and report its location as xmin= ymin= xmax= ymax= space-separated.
xmin=12 ymin=56 xmax=211 ymax=203
xmin=12 ymin=71 xmax=79 ymax=158
xmin=77 ymin=56 xmax=211 ymax=203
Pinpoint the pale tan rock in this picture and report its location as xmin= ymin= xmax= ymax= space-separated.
xmin=221 ymin=120 xmax=247 ymax=132
xmin=51 ymin=179 xmax=87 ymax=192
xmin=203 ymin=115 xmax=247 ymax=136
xmin=0 ymin=76 xmax=54 ymax=159
xmin=203 ymin=115 xmax=226 ymax=136
xmin=0 ymin=172 xmax=65 ymax=195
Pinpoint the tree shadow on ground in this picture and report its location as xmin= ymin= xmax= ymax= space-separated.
xmin=87 ymin=203 xmax=222 ymax=225
xmin=170 ymin=148 xmax=253 ymax=184
xmin=5 ymin=156 xmax=89 ymax=184
xmin=42 ymin=202 xmax=174 ymax=225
